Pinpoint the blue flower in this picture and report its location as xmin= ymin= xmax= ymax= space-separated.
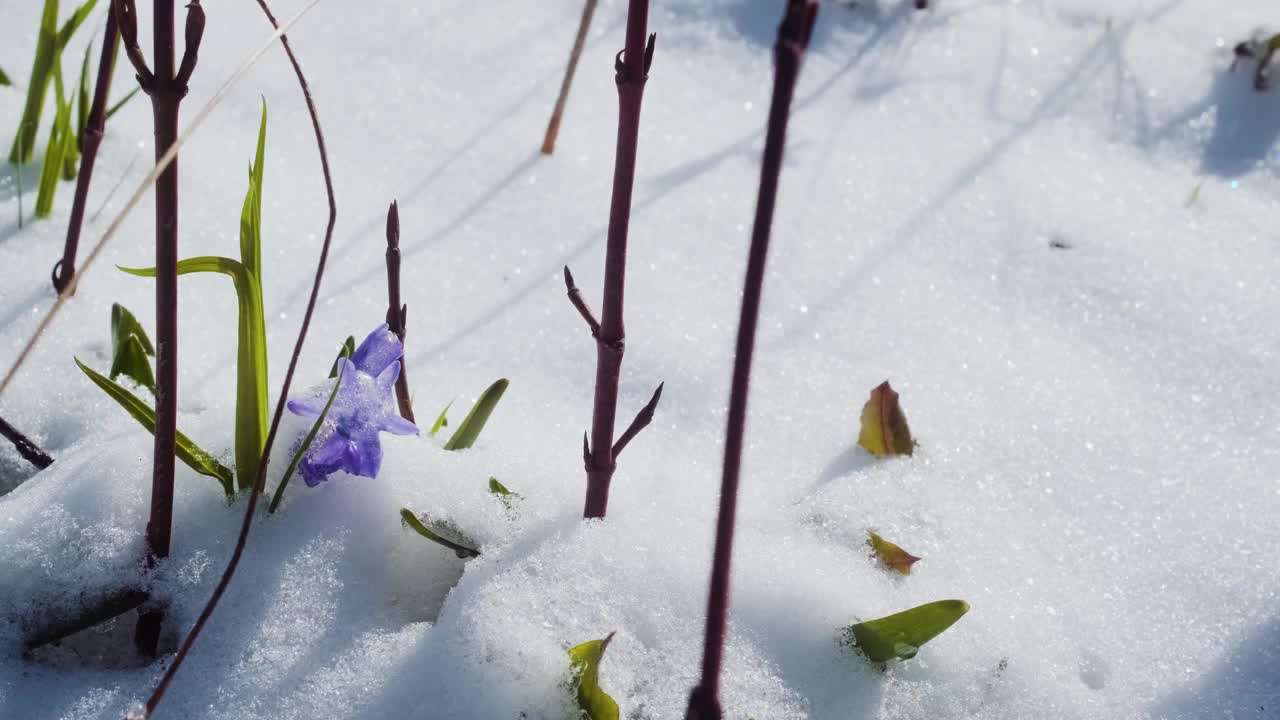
xmin=287 ymin=323 xmax=418 ymax=486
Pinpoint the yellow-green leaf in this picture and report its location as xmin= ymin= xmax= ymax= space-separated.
xmin=857 ymin=380 xmax=915 ymax=457
xmin=399 ymin=508 xmax=480 ymax=559
xmin=75 ymin=357 xmax=233 ymax=498
xmin=844 ymin=600 xmax=969 ymax=662
xmin=867 ymin=531 xmax=920 ymax=575
xmin=443 ymin=379 xmax=508 ymax=451
xmin=567 ymin=633 xmax=619 ymax=720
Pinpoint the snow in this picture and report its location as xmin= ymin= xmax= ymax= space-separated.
xmin=2 ymin=0 xmax=1279 ymax=717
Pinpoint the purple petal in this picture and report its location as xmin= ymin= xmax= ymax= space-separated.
xmin=287 ymin=397 xmax=326 ymax=418
xmin=351 ymin=323 xmax=403 ymax=377
xmin=381 ymin=415 xmax=419 ymax=436
xmin=377 ymin=360 xmax=401 ymax=394
xmin=309 ymin=432 xmax=348 ymax=466
xmin=344 ymin=437 xmax=383 ymax=478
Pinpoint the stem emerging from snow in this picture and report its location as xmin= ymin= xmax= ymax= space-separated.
xmin=0 ymin=414 xmax=53 ymax=470
xmin=385 ymin=200 xmax=414 ymax=423
xmin=570 ymin=0 xmax=661 ymax=520
xmin=136 ymin=0 xmax=336 ymax=714
xmin=53 ymin=11 xmax=121 ymax=294
xmin=112 ymin=0 xmax=205 ymax=657
xmin=684 ymin=3 xmax=816 ymax=718
xmin=541 ymin=0 xmax=598 ymax=155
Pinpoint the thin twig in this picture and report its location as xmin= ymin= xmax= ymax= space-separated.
xmin=611 ymin=381 xmax=661 ymax=458
xmin=22 ymin=589 xmax=146 ymax=652
xmin=541 ymin=0 xmax=599 ymax=154
xmin=563 ymin=265 xmax=600 ymax=335
xmin=0 ymin=1 xmax=323 ymax=402
xmin=685 ymin=3 xmax=816 ymax=719
xmin=134 ymin=0 xmax=336 ymax=714
xmin=384 ymin=200 xmax=414 ymax=423
xmin=579 ymin=0 xmax=659 ymax=519
xmin=53 ymin=11 xmax=121 ymax=294
xmin=0 ymin=414 xmax=54 ymax=469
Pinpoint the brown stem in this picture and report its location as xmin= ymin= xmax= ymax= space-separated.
xmin=612 ymin=381 xmax=661 ymax=458
xmin=0 ymin=413 xmax=54 ymax=470
xmin=541 ymin=0 xmax=599 ymax=155
xmin=684 ymin=3 xmax=816 ymax=718
xmin=563 ymin=265 xmax=600 ymax=335
xmin=22 ymin=589 xmax=146 ymax=652
xmin=385 ymin=200 xmax=414 ymax=423
xmin=53 ymin=12 xmax=121 ymax=295
xmin=135 ymin=0 xmax=337 ymax=714
xmin=580 ymin=1 xmax=657 ymax=519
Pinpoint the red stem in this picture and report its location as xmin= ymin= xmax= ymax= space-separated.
xmin=0 ymin=413 xmax=54 ymax=470
xmin=685 ymin=3 xmax=815 ymax=718
xmin=581 ymin=0 xmax=656 ymax=519
xmin=135 ymin=0 xmax=182 ymax=658
xmin=135 ymin=0 xmax=337 ymax=713
xmin=385 ymin=200 xmax=414 ymax=423
xmin=53 ymin=11 xmax=120 ymax=294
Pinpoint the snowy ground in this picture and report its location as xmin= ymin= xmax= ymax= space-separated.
xmin=2 ymin=0 xmax=1279 ymax=718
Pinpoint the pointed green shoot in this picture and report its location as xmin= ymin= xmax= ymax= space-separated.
xmin=567 ymin=633 xmax=620 ymax=720
xmin=104 ymin=87 xmax=141 ymax=121
xmin=9 ymin=0 xmax=98 ymax=164
xmin=845 ymin=600 xmax=970 ymax=662
xmin=428 ymin=400 xmax=451 ymax=437
xmin=443 ymin=379 xmax=508 ymax=451
xmin=328 ymin=336 xmax=355 ymax=378
xmin=0 ymin=67 xmax=11 ymax=86
xmin=240 ymin=100 xmax=267 ymax=278
xmin=111 ymin=302 xmax=156 ymax=355
xmin=268 ymin=350 xmax=347 ymax=513
xmin=35 ymin=59 xmax=75 ymax=218
xmin=488 ymin=477 xmax=521 ymax=511
xmin=399 ymin=508 xmax=480 ymax=559
xmin=76 ymin=358 xmax=234 ymax=498
xmin=120 ymin=253 xmax=268 ymax=493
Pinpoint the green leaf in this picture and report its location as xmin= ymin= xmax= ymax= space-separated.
xmin=488 ymin=477 xmax=520 ymax=512
xmin=8 ymin=0 xmax=96 ymax=163
xmin=567 ymin=633 xmax=620 ymax=720
xmin=111 ymin=302 xmax=155 ymax=355
xmin=329 ymin=336 xmax=355 ymax=378
xmin=428 ymin=400 xmax=452 ymax=437
xmin=240 ymin=100 xmax=267 ymax=278
xmin=120 ymin=252 xmax=269 ymax=493
xmin=75 ymin=357 xmax=234 ymax=498
xmin=268 ymin=350 xmax=347 ymax=513
xmin=844 ymin=600 xmax=969 ymax=662
xmin=866 ymin=530 xmax=920 ymax=575
xmin=109 ymin=334 xmax=155 ymax=393
xmin=443 ymin=379 xmax=508 ymax=451
xmin=0 ymin=66 xmax=11 ymax=86
xmin=104 ymin=86 xmax=141 ymax=121
xmin=857 ymin=380 xmax=915 ymax=457
xmin=399 ymin=508 xmax=480 ymax=559
xmin=35 ymin=57 xmax=73 ymax=218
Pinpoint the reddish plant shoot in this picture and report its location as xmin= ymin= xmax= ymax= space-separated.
xmin=685 ymin=2 xmax=817 ymax=718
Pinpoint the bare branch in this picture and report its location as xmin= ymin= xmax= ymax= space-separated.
xmin=611 ymin=382 xmax=662 ymax=458
xmin=111 ymin=0 xmax=154 ymax=90
xmin=563 ymin=265 xmax=601 ymax=335
xmin=0 ymin=414 xmax=53 ymax=469
xmin=174 ymin=1 xmax=206 ymax=89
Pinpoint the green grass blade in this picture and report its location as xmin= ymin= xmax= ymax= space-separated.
xmin=399 ymin=509 xmax=480 ymax=558
xmin=35 ymin=59 xmax=72 ymax=218
xmin=75 ymin=357 xmax=234 ymax=497
xmin=74 ymin=41 xmax=90 ymax=151
xmin=845 ymin=600 xmax=970 ymax=662
xmin=268 ymin=351 xmax=346 ymax=513
xmin=54 ymin=0 xmax=97 ymax=50
xmin=240 ymin=100 xmax=266 ymax=278
xmin=443 ymin=379 xmax=508 ymax=451
xmin=104 ymin=86 xmax=141 ymax=121
xmin=428 ymin=400 xmax=452 ymax=437
xmin=1 ymin=67 xmax=11 ymax=86
xmin=109 ymin=334 xmax=156 ymax=393
xmin=8 ymin=0 xmax=60 ymax=164
xmin=328 ymin=336 xmax=355 ymax=378
xmin=121 ymin=254 xmax=268 ymax=492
